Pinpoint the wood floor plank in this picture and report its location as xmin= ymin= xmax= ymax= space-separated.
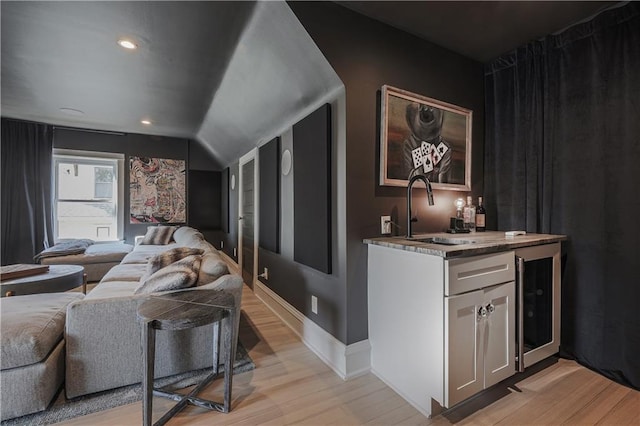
xmin=58 ymin=283 xmax=638 ymax=426
xmin=563 ymin=382 xmax=633 ymax=425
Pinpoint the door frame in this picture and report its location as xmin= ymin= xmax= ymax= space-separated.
xmin=238 ymin=148 xmax=259 ymax=288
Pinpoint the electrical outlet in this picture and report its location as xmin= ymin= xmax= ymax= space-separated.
xmin=381 ymin=215 xmax=392 ymax=235
xmin=262 ymin=267 xmax=269 ymax=280
xmin=233 ymin=248 xmax=237 ymax=257
xmin=220 ymin=241 xmax=224 ymax=249
xmin=311 ymin=295 xmax=318 ymax=314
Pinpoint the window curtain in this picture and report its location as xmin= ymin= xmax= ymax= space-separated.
xmin=485 ymin=3 xmax=640 ymax=389
xmin=1 ymin=118 xmax=55 ymax=265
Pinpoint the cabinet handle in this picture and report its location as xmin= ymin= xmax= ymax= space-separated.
xmin=486 ymin=303 xmax=495 ymax=315
xmin=478 ymin=305 xmax=488 ymax=319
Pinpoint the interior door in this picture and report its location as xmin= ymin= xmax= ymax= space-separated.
xmin=238 ymin=150 xmax=258 ymax=288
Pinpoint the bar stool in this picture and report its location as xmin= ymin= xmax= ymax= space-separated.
xmin=137 ymin=289 xmax=237 ymax=426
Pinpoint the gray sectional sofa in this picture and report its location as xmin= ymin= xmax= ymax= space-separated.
xmin=64 ymin=226 xmax=243 ymax=399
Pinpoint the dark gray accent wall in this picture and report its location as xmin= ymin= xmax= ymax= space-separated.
xmin=291 ymin=2 xmax=485 ymax=344
xmin=53 ymin=127 xmax=220 ymax=244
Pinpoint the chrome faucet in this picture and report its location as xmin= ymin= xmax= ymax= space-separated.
xmin=406 ymin=174 xmax=435 ymax=238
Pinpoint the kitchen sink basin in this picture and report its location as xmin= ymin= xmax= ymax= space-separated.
xmin=410 ymin=237 xmax=477 ymax=245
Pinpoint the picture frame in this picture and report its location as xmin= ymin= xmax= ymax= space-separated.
xmin=379 ymin=85 xmax=472 ymax=191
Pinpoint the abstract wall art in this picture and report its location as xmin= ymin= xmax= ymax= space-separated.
xmin=129 ymin=156 xmax=186 ymax=223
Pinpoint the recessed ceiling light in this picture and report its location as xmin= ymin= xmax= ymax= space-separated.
xmin=59 ymin=108 xmax=85 ymax=116
xmin=117 ymin=39 xmax=137 ymax=50
xmin=141 ymin=120 xmax=152 ymax=125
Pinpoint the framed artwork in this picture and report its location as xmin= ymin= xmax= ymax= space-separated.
xmin=379 ymin=85 xmax=472 ymax=191
xmin=129 ymin=157 xmax=186 ymax=223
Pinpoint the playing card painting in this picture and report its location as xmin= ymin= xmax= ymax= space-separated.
xmin=380 ymin=85 xmax=472 ymax=190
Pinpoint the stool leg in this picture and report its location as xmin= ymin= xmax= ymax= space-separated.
xmin=223 ymin=311 xmax=236 ymax=413
xmin=212 ymin=320 xmax=220 ymax=376
xmin=142 ymin=321 xmax=156 ymax=426
xmin=82 ymin=273 xmax=88 ymax=294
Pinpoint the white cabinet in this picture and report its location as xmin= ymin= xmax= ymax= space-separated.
xmin=444 ymin=281 xmax=515 ymax=407
xmin=367 ymin=245 xmax=516 ymax=417
xmin=444 ymin=251 xmax=516 ymax=407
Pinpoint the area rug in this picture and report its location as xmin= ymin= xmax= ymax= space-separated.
xmin=1 ymin=343 xmax=254 ymax=426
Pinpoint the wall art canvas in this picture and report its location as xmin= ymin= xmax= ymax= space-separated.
xmin=130 ymin=157 xmax=186 ymax=223
xmin=380 ymin=85 xmax=472 ymax=190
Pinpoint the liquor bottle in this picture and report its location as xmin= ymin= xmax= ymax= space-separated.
xmin=463 ymin=196 xmax=476 ymax=231
xmin=476 ymin=196 xmax=486 ymax=232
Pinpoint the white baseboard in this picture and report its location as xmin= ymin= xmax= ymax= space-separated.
xmin=254 ymin=280 xmax=370 ymax=380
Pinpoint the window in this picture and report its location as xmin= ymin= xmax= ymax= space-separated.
xmin=53 ymin=150 xmax=124 ymax=241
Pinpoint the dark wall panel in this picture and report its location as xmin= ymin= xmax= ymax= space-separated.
xmin=293 ymin=104 xmax=331 ymax=274
xmin=188 ymin=170 xmax=221 ymax=231
xmin=221 ymin=162 xmax=239 ymax=261
xmin=259 ymin=137 xmax=280 ymax=253
xmin=221 ymin=168 xmax=229 ymax=233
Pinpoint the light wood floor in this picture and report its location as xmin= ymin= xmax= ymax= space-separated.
xmin=62 ymin=284 xmax=639 ymax=426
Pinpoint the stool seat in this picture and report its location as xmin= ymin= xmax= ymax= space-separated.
xmin=137 ymin=289 xmax=237 ymax=426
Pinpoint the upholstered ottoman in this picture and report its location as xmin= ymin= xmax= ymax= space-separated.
xmin=0 ymin=292 xmax=84 ymax=421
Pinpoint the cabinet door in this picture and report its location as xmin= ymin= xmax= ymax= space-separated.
xmin=484 ymin=281 xmax=516 ymax=388
xmin=445 ymin=290 xmax=484 ymax=408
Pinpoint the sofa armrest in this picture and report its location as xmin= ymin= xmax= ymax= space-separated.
xmin=64 ymin=286 xmax=229 ymax=399
xmin=65 ymin=295 xmax=144 ymax=398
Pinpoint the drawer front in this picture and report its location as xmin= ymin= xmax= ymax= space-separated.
xmin=445 ymin=251 xmax=515 ymax=295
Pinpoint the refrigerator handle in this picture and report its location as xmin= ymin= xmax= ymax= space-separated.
xmin=516 ymin=256 xmax=525 ymax=373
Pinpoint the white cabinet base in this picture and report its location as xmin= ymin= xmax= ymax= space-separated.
xmin=367 ymin=244 xmax=444 ymax=417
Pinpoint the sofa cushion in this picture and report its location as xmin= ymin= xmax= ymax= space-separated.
xmin=120 ymin=250 xmax=156 ymax=265
xmin=101 ymin=263 xmax=147 ymax=282
xmin=84 ymin=281 xmax=142 ymax=300
xmin=140 ymin=226 xmax=177 ymax=245
xmin=172 ymin=226 xmax=203 ymax=244
xmin=134 ymin=255 xmax=202 ymax=295
xmin=132 ymin=243 xmax=180 ymax=254
xmin=197 ymin=252 xmax=229 ymax=286
xmin=0 ymin=292 xmax=84 ymax=370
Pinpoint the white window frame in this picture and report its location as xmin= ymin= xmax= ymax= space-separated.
xmin=53 ymin=149 xmax=125 ymax=241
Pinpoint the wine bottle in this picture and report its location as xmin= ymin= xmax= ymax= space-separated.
xmin=463 ymin=196 xmax=476 ymax=232
xmin=476 ymin=196 xmax=486 ymax=232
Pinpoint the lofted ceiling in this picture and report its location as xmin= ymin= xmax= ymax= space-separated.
xmin=1 ymin=1 xmax=342 ymax=168
xmin=1 ymin=1 xmax=619 ymax=168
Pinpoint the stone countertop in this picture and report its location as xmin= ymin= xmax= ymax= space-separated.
xmin=363 ymin=231 xmax=567 ymax=259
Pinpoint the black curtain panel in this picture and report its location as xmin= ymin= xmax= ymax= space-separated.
xmin=485 ymin=3 xmax=640 ymax=389
xmin=1 ymin=118 xmax=55 ymax=265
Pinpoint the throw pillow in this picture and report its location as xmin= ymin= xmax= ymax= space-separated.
xmin=143 ymin=247 xmax=204 ymax=280
xmin=197 ymin=253 xmax=230 ymax=286
xmin=140 ymin=226 xmax=177 ymax=245
xmin=134 ymin=255 xmax=202 ymax=295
